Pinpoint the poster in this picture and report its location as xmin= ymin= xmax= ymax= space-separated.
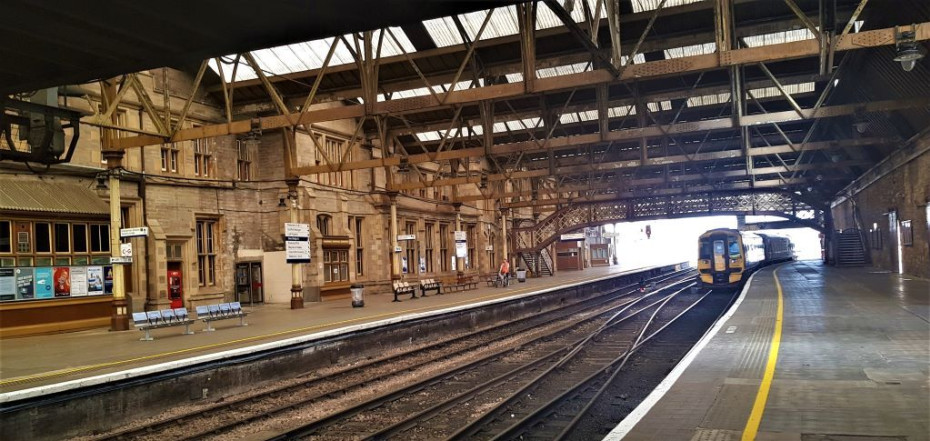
xmin=15 ymin=268 xmax=34 ymax=299
xmin=35 ymin=267 xmax=53 ymax=299
xmin=54 ymin=267 xmax=71 ymax=297
xmin=401 ymin=256 xmax=408 ymax=274
xmin=451 ymin=255 xmax=456 ymax=272
xmin=87 ymin=266 xmax=104 ymax=295
xmin=70 ymin=267 xmax=88 ymax=296
xmin=419 ymin=257 xmax=426 ymax=274
xmin=104 ymin=266 xmax=114 ymax=294
xmin=455 ymin=241 xmax=467 ymax=258
xmin=0 ymin=268 xmax=14 ymax=301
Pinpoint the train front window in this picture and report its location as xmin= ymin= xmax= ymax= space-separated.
xmin=699 ymin=241 xmax=713 ymax=259
xmin=713 ymin=240 xmax=725 ymax=257
xmin=728 ymin=241 xmax=741 ymax=258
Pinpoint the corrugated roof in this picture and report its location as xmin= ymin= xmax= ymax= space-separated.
xmin=0 ymin=181 xmax=109 ymax=215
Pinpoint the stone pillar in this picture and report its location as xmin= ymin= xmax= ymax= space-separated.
xmin=103 ymin=150 xmax=129 ymax=331
xmin=286 ymin=177 xmax=304 ymax=309
xmin=388 ymin=192 xmax=400 ymax=280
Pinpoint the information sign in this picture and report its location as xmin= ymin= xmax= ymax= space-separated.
xmin=397 ymin=234 xmax=416 ymax=241
xmin=285 ymin=241 xmax=311 ymax=264
xmin=120 ymin=243 xmax=132 ymax=257
xmin=284 ymin=223 xmax=310 ymax=240
xmin=560 ymin=232 xmax=585 ymax=241
xmin=119 ymin=227 xmax=149 ymax=238
xmin=453 ymin=230 xmax=467 ymax=241
xmin=110 ymin=257 xmax=133 ymax=264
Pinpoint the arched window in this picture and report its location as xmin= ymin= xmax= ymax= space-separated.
xmin=317 ymin=214 xmax=332 ymax=236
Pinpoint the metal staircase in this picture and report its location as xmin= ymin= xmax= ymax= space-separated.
xmin=835 ymin=229 xmax=868 ymax=266
xmin=518 ymin=249 xmax=554 ymax=277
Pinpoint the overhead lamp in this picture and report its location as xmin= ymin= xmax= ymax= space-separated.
xmin=397 ymin=156 xmax=410 ymax=174
xmin=893 ymin=25 xmax=925 ymax=72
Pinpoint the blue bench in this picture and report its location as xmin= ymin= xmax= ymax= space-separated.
xmin=131 ymin=308 xmax=195 ymax=341
xmin=196 ymin=302 xmax=249 ymax=331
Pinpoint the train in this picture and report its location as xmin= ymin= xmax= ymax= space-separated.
xmin=697 ymin=228 xmax=794 ymax=289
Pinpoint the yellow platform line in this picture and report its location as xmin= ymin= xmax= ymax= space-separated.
xmin=741 ymin=265 xmax=785 ymax=440
xmin=1 ymin=275 xmax=594 ymax=388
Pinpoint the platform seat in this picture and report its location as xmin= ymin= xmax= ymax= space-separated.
xmin=419 ymin=278 xmax=442 ymax=296
xmin=392 ymin=281 xmax=417 ymax=302
xmin=196 ymin=302 xmax=249 ymax=332
xmin=131 ymin=308 xmax=195 ymax=341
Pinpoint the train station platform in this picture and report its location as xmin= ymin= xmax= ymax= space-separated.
xmin=611 ymin=260 xmax=930 ymax=441
xmin=0 ymin=264 xmax=658 ymax=396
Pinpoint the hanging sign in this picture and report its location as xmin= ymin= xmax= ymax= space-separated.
xmin=560 ymin=232 xmax=585 ymax=241
xmin=397 ymin=234 xmax=416 ymax=241
xmin=120 ymin=227 xmax=149 ymax=238
xmin=110 ymin=257 xmax=133 ymax=264
xmin=485 ymin=245 xmax=494 ymax=251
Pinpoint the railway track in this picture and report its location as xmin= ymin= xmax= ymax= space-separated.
xmin=268 ymin=277 xmax=699 ymax=440
xmin=86 ymin=268 xmax=694 ymax=441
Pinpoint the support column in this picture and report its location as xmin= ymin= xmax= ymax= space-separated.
xmin=500 ymin=208 xmax=509 ymax=268
xmin=454 ymin=202 xmax=464 ymax=275
xmin=286 ymin=177 xmax=304 ymax=309
xmin=389 ymin=192 xmax=401 ymax=280
xmin=103 ymin=150 xmax=129 ymax=331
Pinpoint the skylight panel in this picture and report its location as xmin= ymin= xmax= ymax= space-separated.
xmin=536 ymin=62 xmax=593 ymax=78
xmin=686 ymin=92 xmax=731 ymax=107
xmin=748 ymin=82 xmax=815 ymax=99
xmin=743 ymin=28 xmax=816 ymax=47
xmin=535 ymin=0 xmax=605 ymax=30
xmin=208 ymin=28 xmax=415 ymax=83
xmin=630 ymin=0 xmax=705 ymax=13
xmin=664 ymin=42 xmax=716 ymax=59
xmin=608 ymin=105 xmax=636 ymax=118
xmin=424 ymin=7 xmax=519 ymax=48
xmin=647 ymin=101 xmax=673 ymax=112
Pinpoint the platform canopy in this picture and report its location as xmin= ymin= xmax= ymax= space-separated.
xmin=6 ymin=0 xmax=930 ymax=211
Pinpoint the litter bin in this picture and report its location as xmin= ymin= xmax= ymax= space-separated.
xmin=350 ymin=283 xmax=365 ymax=308
xmin=515 ymin=268 xmax=527 ymax=283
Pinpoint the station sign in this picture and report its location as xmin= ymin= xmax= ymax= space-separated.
xmin=397 ymin=234 xmax=416 ymax=241
xmin=119 ymin=227 xmax=149 ymax=238
xmin=560 ymin=232 xmax=585 ymax=241
xmin=285 ymin=241 xmax=311 ymax=264
xmin=454 ymin=230 xmax=467 ymax=258
xmin=109 ymin=257 xmax=133 ymax=264
xmin=284 ymin=223 xmax=310 ymax=240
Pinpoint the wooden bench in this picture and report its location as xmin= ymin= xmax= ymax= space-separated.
xmin=419 ymin=278 xmax=442 ymax=296
xmin=392 ymin=281 xmax=417 ymax=302
xmin=196 ymin=302 xmax=249 ymax=331
xmin=131 ymin=308 xmax=195 ymax=341
xmin=442 ymin=275 xmax=479 ymax=293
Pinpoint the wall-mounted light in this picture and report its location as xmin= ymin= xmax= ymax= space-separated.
xmin=278 ymin=197 xmax=286 ymax=207
xmin=95 ymin=173 xmax=108 ymax=190
xmin=893 ymin=25 xmax=925 ymax=72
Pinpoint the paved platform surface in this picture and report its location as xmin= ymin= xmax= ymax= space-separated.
xmin=0 ymin=264 xmax=644 ymax=394
xmin=612 ymin=261 xmax=929 ymax=441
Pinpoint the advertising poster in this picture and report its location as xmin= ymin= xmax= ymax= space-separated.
xmin=104 ymin=266 xmax=114 ymax=294
xmin=0 ymin=268 xmax=14 ymax=301
xmin=87 ymin=266 xmax=104 ymax=295
xmin=15 ymin=268 xmax=34 ymax=299
xmin=401 ymin=256 xmax=408 ymax=274
xmin=419 ymin=257 xmax=426 ymax=274
xmin=70 ymin=267 xmax=88 ymax=297
xmin=35 ymin=267 xmax=53 ymax=299
xmin=451 ymin=255 xmax=457 ymax=271
xmin=54 ymin=267 xmax=71 ymax=297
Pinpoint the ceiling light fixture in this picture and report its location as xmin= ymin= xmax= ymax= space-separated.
xmin=893 ymin=25 xmax=925 ymax=72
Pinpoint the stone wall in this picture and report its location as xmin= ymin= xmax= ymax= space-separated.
xmin=832 ymin=136 xmax=929 ymax=279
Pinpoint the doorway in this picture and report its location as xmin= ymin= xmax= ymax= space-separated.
xmin=235 ymin=262 xmax=264 ymax=305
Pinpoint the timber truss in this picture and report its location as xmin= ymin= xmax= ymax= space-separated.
xmin=512 ymin=189 xmax=826 ymax=252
